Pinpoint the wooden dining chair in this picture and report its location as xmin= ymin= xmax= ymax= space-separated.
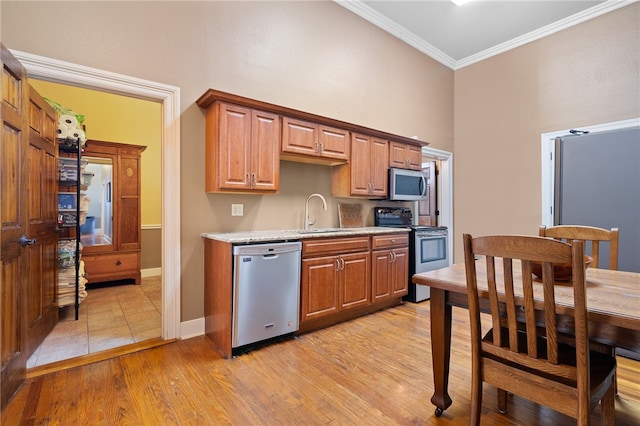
xmin=538 ymin=225 xmax=619 ymax=270
xmin=463 ymin=234 xmax=616 ymax=426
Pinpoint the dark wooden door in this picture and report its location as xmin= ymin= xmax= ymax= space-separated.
xmin=25 ymin=84 xmax=59 ymax=356
xmin=1 ymin=43 xmax=29 ymax=409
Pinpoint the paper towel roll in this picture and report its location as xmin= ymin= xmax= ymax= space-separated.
xmin=57 ymin=122 xmax=74 ymax=139
xmin=59 ymin=114 xmax=78 ymax=129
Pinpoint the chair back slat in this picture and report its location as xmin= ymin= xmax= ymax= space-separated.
xmin=539 ymin=225 xmax=619 ymax=270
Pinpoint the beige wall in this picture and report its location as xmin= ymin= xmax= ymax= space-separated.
xmin=453 ymin=4 xmax=639 ymax=263
xmin=2 ymin=2 xmax=637 ymax=322
xmin=2 ymin=1 xmax=452 ymax=322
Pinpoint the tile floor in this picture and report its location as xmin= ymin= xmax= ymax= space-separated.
xmin=27 ymin=276 xmax=162 ymax=368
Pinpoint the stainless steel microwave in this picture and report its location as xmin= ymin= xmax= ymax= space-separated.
xmin=388 ymin=168 xmax=428 ymax=201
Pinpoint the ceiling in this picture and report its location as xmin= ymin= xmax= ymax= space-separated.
xmin=336 ymin=0 xmax=635 ymax=69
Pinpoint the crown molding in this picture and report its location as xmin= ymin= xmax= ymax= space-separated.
xmin=335 ymin=0 xmax=637 ymax=71
xmin=335 ymin=0 xmax=457 ymax=69
xmin=455 ymin=0 xmax=637 ymax=69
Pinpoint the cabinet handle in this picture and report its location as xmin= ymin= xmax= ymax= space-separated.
xmin=319 ymin=142 xmax=324 ymax=154
xmin=316 ymin=142 xmax=320 ymax=155
xmin=252 ymin=173 xmax=256 ymax=187
xmin=335 ymin=258 xmax=340 ymax=272
xmin=116 ymin=260 xmax=122 ymax=266
xmin=391 ymin=239 xmax=396 ymax=244
xmin=246 ymin=173 xmax=251 ymax=188
xmin=341 ymin=258 xmax=345 ymax=270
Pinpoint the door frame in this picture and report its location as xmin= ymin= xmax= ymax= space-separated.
xmin=540 ymin=117 xmax=640 ymax=228
xmin=12 ymin=49 xmax=181 ymax=340
xmin=420 ymin=146 xmax=453 ymax=265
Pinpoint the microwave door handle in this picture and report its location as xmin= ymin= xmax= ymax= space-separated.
xmin=420 ymin=174 xmax=427 ymax=197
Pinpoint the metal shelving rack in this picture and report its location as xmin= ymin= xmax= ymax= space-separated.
xmin=58 ymin=137 xmax=83 ymax=320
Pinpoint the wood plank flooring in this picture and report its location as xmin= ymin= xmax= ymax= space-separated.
xmin=3 ymin=302 xmax=640 ymax=425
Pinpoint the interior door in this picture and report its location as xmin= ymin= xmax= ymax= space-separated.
xmin=1 ymin=43 xmax=29 ymax=409
xmin=25 ymin=85 xmax=59 ymax=356
xmin=418 ymin=160 xmax=437 ymax=226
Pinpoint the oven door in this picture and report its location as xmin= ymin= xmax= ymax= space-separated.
xmin=414 ymin=233 xmax=449 ymax=274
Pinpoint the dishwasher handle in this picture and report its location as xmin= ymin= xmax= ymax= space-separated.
xmin=233 ymin=241 xmax=302 ymax=257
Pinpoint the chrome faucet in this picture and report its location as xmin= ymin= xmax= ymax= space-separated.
xmin=304 ymin=193 xmax=327 ymax=231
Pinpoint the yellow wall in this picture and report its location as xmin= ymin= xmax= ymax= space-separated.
xmin=29 ymin=80 xmax=162 ymax=225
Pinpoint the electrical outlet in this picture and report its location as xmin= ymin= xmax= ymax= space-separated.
xmin=231 ymin=204 xmax=243 ymax=217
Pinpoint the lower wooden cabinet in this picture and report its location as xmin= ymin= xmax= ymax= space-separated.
xmin=371 ymin=233 xmax=409 ymax=302
xmin=301 ymin=233 xmax=407 ymax=326
xmin=301 ymin=237 xmax=370 ymax=322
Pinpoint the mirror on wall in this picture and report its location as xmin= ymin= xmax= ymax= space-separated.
xmin=80 ymin=156 xmax=113 ymax=247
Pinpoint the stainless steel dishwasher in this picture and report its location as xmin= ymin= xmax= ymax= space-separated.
xmin=232 ymin=241 xmax=302 ymax=348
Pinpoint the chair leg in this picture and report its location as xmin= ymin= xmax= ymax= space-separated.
xmin=601 ymin=382 xmax=615 ymax=426
xmin=470 ymin=377 xmax=482 ymax=426
xmin=611 ymin=347 xmax=618 ymax=395
xmin=497 ymin=389 xmax=508 ymax=413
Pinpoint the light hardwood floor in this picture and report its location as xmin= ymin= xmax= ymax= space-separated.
xmin=5 ymin=302 xmax=640 ymax=425
xmin=27 ymin=276 xmax=162 ymax=368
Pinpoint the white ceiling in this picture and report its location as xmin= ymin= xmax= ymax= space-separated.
xmin=336 ymin=0 xmax=636 ymax=69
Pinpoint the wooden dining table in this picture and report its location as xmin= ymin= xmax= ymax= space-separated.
xmin=412 ymin=261 xmax=640 ymax=417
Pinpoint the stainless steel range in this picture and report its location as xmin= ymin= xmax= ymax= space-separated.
xmin=374 ymin=207 xmax=449 ymax=302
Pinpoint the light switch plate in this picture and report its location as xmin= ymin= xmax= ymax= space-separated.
xmin=231 ymin=204 xmax=243 ymax=216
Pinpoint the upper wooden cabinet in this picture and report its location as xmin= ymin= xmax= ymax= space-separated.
xmin=196 ymin=89 xmax=427 ymax=194
xmin=204 ymin=102 xmax=280 ymax=193
xmin=332 ymin=133 xmax=388 ymax=198
xmin=281 ymin=117 xmax=349 ymax=164
xmin=389 ymin=141 xmax=422 ymax=170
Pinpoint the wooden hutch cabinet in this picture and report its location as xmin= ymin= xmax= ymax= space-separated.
xmin=80 ymin=140 xmax=146 ymax=284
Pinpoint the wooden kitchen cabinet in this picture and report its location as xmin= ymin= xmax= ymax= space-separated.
xmin=371 ymin=234 xmax=409 ymax=302
xmin=81 ymin=140 xmax=145 ymax=284
xmin=332 ymin=133 xmax=388 ymax=198
xmin=281 ymin=116 xmax=349 ymax=164
xmin=301 ymin=236 xmax=370 ymax=322
xmin=205 ymin=102 xmax=280 ymax=193
xmin=389 ymin=141 xmax=422 ymax=170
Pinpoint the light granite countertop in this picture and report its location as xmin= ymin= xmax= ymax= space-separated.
xmin=201 ymin=226 xmax=410 ymax=244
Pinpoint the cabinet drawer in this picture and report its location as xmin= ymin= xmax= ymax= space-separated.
xmin=83 ymin=252 xmax=139 ymax=275
xmin=371 ymin=233 xmax=408 ymax=250
xmin=302 ymin=237 xmax=370 ymax=257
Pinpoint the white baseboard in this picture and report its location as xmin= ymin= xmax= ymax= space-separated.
xmin=181 ymin=317 xmax=205 ymax=340
xmin=141 ymin=267 xmax=161 ymax=278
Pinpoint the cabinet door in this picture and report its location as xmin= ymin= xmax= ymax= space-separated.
xmin=215 ymin=103 xmax=251 ymax=190
xmin=250 ymin=109 xmax=280 ymax=191
xmin=301 ymin=256 xmax=339 ymax=322
xmin=281 ymin=116 xmax=317 ymax=157
xmin=349 ymin=133 xmax=372 ymax=196
xmin=318 ymin=125 xmax=349 ymax=161
xmin=118 ymin=147 xmax=142 ymax=251
xmin=406 ymin=144 xmax=422 ymax=170
xmin=369 ymin=137 xmax=388 ymax=196
xmin=371 ymin=249 xmax=392 ymax=302
xmin=390 ymin=247 xmax=409 ymax=297
xmin=339 ymin=251 xmax=370 ymax=311
xmin=389 ymin=141 xmax=408 ymax=169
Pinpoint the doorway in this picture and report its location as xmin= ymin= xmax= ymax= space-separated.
xmin=12 ymin=50 xmax=181 ymax=349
